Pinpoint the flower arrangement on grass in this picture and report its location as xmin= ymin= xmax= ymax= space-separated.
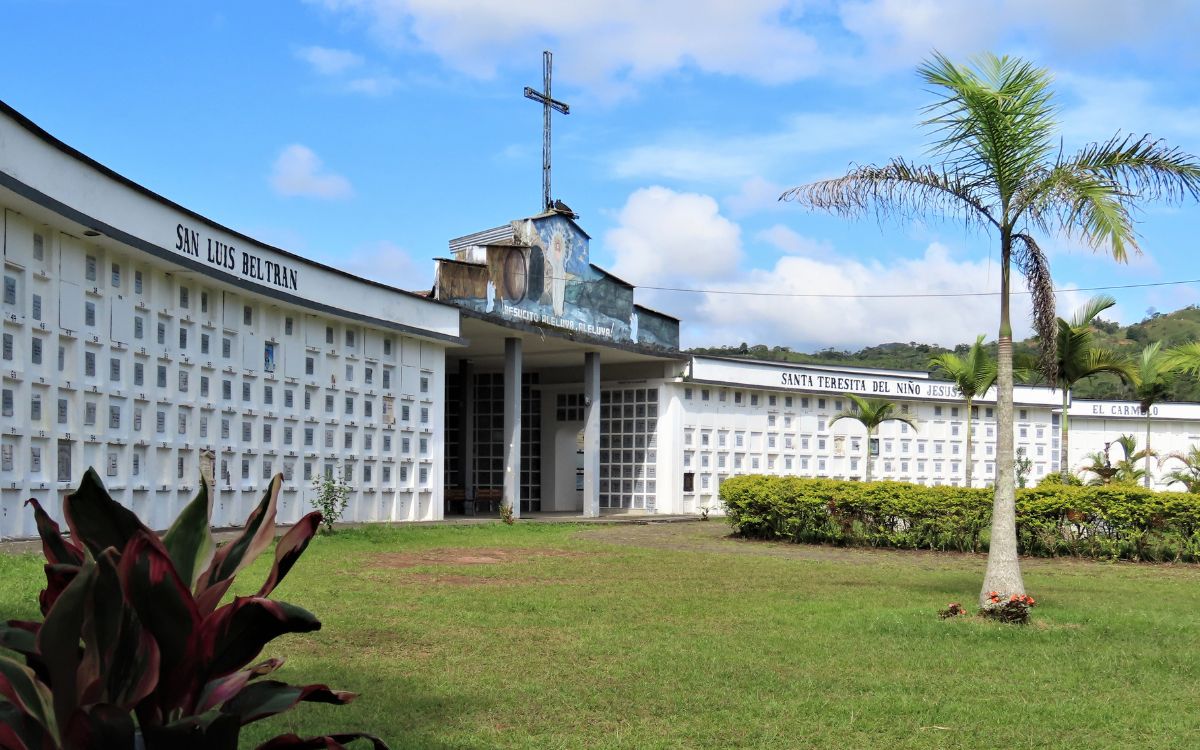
xmin=980 ymin=591 xmax=1037 ymax=624
xmin=939 ymin=593 xmax=1037 ymax=624
xmin=937 ymin=602 xmax=971 ymax=619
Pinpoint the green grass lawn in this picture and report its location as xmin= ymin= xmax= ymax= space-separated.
xmin=3 ymin=520 xmax=1199 ymax=749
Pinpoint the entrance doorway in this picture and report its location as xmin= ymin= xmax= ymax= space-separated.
xmin=443 ymin=370 xmax=543 ymax=514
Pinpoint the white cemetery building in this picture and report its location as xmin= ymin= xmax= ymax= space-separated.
xmin=2 ymin=100 xmax=1200 ymax=538
xmin=0 ymin=102 xmax=462 ymax=538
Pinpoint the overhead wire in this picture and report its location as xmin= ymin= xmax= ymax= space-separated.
xmin=629 ymin=276 xmax=1200 ymax=300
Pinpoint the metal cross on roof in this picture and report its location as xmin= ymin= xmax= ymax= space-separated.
xmin=523 ymin=50 xmax=570 ymax=212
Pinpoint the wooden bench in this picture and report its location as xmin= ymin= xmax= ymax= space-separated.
xmin=474 ymin=488 xmax=502 ymax=513
xmin=444 ymin=486 xmax=504 ymax=515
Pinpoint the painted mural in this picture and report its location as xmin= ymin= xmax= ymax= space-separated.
xmin=436 ymin=213 xmax=680 ymax=350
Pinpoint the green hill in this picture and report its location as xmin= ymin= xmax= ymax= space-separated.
xmin=689 ymin=305 xmax=1200 ymax=403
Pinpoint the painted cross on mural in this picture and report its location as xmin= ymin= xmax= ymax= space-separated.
xmin=523 ymin=50 xmax=570 ymax=211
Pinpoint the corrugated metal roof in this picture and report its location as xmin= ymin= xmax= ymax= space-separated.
xmin=448 ymin=224 xmax=513 ymax=253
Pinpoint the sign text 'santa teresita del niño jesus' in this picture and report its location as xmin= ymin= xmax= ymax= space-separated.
xmin=780 ymin=371 xmax=963 ymax=399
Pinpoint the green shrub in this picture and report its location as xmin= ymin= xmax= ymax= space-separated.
xmin=1036 ymin=472 xmax=1082 ymax=487
xmin=720 ymin=475 xmax=1200 ymax=562
xmin=311 ymin=468 xmax=354 ymax=533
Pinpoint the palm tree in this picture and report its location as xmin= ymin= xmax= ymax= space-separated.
xmin=1159 ymin=445 xmax=1200 ymax=493
xmin=782 ymin=52 xmax=1200 ymax=605
xmin=1111 ymin=433 xmax=1155 ymax=485
xmin=929 ymin=335 xmax=996 ymax=487
xmin=829 ymin=393 xmax=918 ymax=482
xmin=1052 ymin=295 xmax=1137 ymax=481
xmin=1131 ymin=342 xmax=1174 ymax=488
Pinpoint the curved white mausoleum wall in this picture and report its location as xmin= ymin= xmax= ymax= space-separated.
xmin=0 ymin=102 xmax=462 ymax=537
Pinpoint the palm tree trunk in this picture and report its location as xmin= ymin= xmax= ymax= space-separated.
xmin=981 ymin=234 xmax=1026 ymax=605
xmin=865 ymin=426 xmax=873 ymax=482
xmin=964 ymin=397 xmax=974 ymax=487
xmin=1145 ymin=413 xmax=1153 ymax=489
xmin=1060 ymin=388 xmax=1071 ymax=481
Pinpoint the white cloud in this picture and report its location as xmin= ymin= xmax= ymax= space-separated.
xmin=344 ymin=74 xmax=402 ymax=95
xmin=338 ymin=240 xmax=429 ymax=288
xmin=756 ymin=224 xmax=832 ymax=256
xmin=723 ymin=177 xmax=792 ymax=217
xmin=1056 ymin=73 xmax=1200 ymax=151
xmin=296 ymin=45 xmax=364 ymax=75
xmin=600 ymin=185 xmax=1019 ymax=348
xmin=600 ymin=186 xmax=1038 ymax=350
xmin=606 ymin=186 xmax=742 ymax=284
xmin=269 ymin=144 xmax=354 ymax=199
xmin=308 ymin=0 xmax=1200 ymax=96
xmin=608 ymin=111 xmax=913 ymax=184
xmin=295 ymin=43 xmax=408 ymax=95
xmin=687 ymin=242 xmax=1030 ymax=350
xmin=837 ymin=0 xmax=1200 ymax=73
xmin=308 ymin=0 xmax=821 ymax=96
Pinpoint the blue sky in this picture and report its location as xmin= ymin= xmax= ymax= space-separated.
xmin=3 ymin=0 xmax=1200 ymax=351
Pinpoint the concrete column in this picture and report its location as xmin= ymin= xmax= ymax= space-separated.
xmin=459 ymin=360 xmax=475 ymax=511
xmin=503 ymin=338 xmax=522 ymax=519
xmin=582 ymin=351 xmax=601 ymax=518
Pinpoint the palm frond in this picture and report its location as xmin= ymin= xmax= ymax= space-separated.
xmin=919 ymin=52 xmax=1057 ymax=201
xmin=1158 ymin=447 xmax=1200 ymax=492
xmin=1068 ymin=294 xmax=1117 ymax=329
xmin=1014 ymin=133 xmax=1200 ymax=254
xmin=1011 ymin=232 xmax=1056 ymax=379
xmin=829 ymin=393 xmax=918 ymax=432
xmin=1158 ymin=447 xmax=1200 ymax=469
xmin=1134 ymin=341 xmax=1172 ymax=411
xmin=929 ymin=351 xmax=965 ymax=377
xmin=1166 ymin=342 xmax=1200 ymax=375
xmin=930 ymin=336 xmax=995 ymax=400
xmin=1013 ymin=352 xmax=1044 ymax=384
xmin=962 ymin=334 xmax=998 ymax=394
xmin=1063 ymin=174 xmax=1137 ymax=262
xmin=1112 ymin=434 xmax=1142 ymax=462
xmin=1070 ymin=133 xmax=1200 ymax=204
xmin=1162 ymin=469 xmax=1200 ymax=493
xmin=780 ymin=159 xmax=997 ymax=230
xmin=890 ymin=414 xmax=921 ymax=433
xmin=1080 ymin=348 xmax=1138 ymax=385
xmin=1056 ymin=318 xmax=1097 ymax=383
xmin=1018 ymin=166 xmax=1138 ymax=261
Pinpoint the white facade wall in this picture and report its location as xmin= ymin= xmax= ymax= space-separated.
xmin=670 ymin=382 xmax=1056 ymax=514
xmin=660 ymin=357 xmax=1200 ymax=514
xmin=0 ymin=210 xmax=450 ymax=537
xmin=1067 ymin=401 xmax=1200 ymax=491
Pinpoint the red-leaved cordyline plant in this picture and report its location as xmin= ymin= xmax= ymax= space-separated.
xmin=0 ymin=468 xmax=388 ymax=750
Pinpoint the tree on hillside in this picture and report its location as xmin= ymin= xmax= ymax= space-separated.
xmin=929 ymin=335 xmax=996 ymax=487
xmin=1132 ymin=342 xmax=1175 ymax=488
xmin=782 ymin=52 xmax=1200 ymax=606
xmin=1052 ymin=295 xmax=1137 ymax=481
xmin=829 ymin=394 xmax=918 ymax=482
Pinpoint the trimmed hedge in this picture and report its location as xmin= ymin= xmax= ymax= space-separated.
xmin=720 ymin=475 xmax=1200 ymax=562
